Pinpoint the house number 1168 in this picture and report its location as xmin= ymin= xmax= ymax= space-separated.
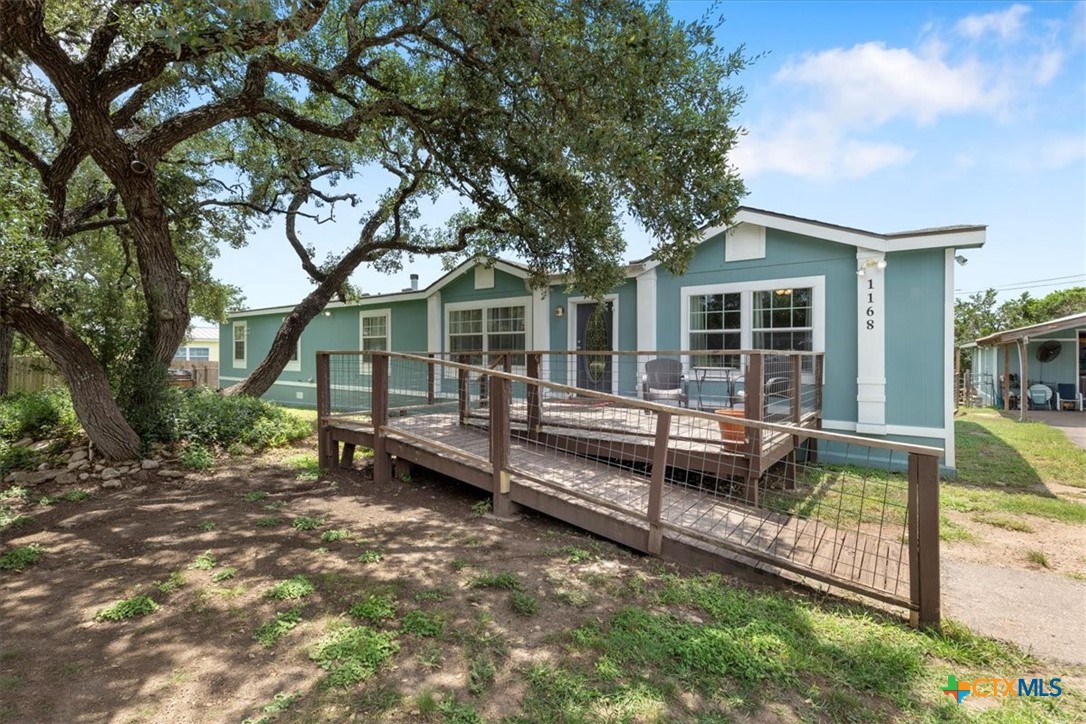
xmin=866 ymin=279 xmax=875 ymax=330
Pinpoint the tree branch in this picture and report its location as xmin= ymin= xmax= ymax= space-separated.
xmin=0 ymin=129 xmax=49 ymax=177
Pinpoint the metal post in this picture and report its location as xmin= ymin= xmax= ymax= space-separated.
xmin=908 ymin=451 xmax=941 ymax=629
xmin=371 ymin=353 xmax=391 ymax=485
xmin=646 ymin=411 xmax=670 ymax=554
xmin=426 ymin=353 xmax=435 ymax=405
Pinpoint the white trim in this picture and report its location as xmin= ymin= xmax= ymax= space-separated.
xmin=724 ymin=223 xmax=766 ymax=262
xmin=679 ymin=275 xmax=825 ymax=373
xmin=567 ymin=294 xmax=620 ymax=396
xmin=636 ymin=269 xmax=658 ymax=377
xmin=285 ymin=336 xmax=302 ymax=372
xmin=943 ymin=249 xmax=956 ymax=468
xmin=232 ymin=321 xmax=247 ymax=368
xmin=856 ymin=248 xmax=886 ymax=433
xmin=359 ymin=308 xmax=392 ymax=373
xmin=530 ymin=289 xmax=550 ymax=351
xmin=427 ymin=292 xmax=442 ymax=355
xmin=823 ymin=419 xmax=948 ymax=441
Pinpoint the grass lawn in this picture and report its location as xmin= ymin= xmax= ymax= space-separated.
xmin=948 ymin=409 xmax=1086 ymax=528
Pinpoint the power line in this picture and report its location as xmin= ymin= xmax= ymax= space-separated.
xmin=955 ymin=276 xmax=1086 ymax=297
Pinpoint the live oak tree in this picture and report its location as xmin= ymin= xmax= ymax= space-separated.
xmin=0 ymin=0 xmax=749 ymax=459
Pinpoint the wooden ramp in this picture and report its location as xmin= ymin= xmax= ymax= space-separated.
xmin=327 ymin=411 xmax=910 ymax=607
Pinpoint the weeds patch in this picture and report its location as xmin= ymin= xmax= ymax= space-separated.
xmin=349 ymin=594 xmax=397 ymax=624
xmin=320 ymin=529 xmax=351 ymax=543
xmin=401 ymin=610 xmax=444 ymax=637
xmin=253 ymin=608 xmax=303 ymax=648
xmin=0 ymin=545 xmax=43 ymax=572
xmin=212 ymin=567 xmax=237 ymax=583
xmin=95 ymin=595 xmax=159 ymax=622
xmin=469 ymin=571 xmax=521 ymax=591
xmin=292 ymin=516 xmax=322 ymax=531
xmin=190 ymin=551 xmax=217 ymax=570
xmin=308 ymin=625 xmax=399 ymax=688
xmin=242 ymin=691 xmax=302 ymax=724
xmin=264 ymin=575 xmax=315 ymax=601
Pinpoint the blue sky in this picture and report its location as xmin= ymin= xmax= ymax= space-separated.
xmin=213 ymin=0 xmax=1086 ymax=313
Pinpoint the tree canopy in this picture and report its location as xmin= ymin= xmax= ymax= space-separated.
xmin=0 ymin=0 xmax=751 ymax=458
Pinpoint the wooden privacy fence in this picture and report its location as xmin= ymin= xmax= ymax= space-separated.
xmin=168 ymin=360 xmax=220 ymax=388
xmin=317 ymin=350 xmax=942 ymax=628
xmin=6 ymin=356 xmax=64 ymax=393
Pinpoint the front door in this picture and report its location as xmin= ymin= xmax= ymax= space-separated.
xmin=575 ymin=302 xmax=614 ymax=393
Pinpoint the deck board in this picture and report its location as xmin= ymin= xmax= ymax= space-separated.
xmin=337 ymin=409 xmax=908 ymax=604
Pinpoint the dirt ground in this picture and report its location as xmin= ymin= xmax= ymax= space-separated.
xmin=3 ymin=438 xmax=1085 ymax=723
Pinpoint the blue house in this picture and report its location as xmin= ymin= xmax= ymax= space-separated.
xmin=221 ymin=207 xmax=985 ymax=469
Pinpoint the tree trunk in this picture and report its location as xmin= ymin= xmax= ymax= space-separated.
xmin=7 ymin=304 xmax=141 ymax=460
xmin=0 ymin=323 xmax=12 ymax=396
xmin=226 ymin=237 xmax=379 ymax=397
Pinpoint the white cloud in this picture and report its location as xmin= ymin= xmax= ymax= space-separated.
xmin=775 ymin=42 xmax=1002 ymax=126
xmin=956 ymin=4 xmax=1031 ymax=40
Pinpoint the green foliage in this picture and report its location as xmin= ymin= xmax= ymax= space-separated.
xmin=0 ymin=545 xmax=43 ymax=572
xmin=349 ymin=594 xmax=397 ymax=624
xmin=255 ymin=516 xmax=284 ymax=527
xmin=0 ymin=506 xmax=33 ymax=532
xmin=163 ymin=388 xmax=311 ymax=449
xmin=562 ymin=546 xmax=595 ymax=564
xmin=287 ymin=453 xmax=320 ymax=482
xmin=956 ymin=286 xmax=1086 ymax=367
xmin=437 ymin=698 xmax=482 ymax=724
xmin=181 ymin=443 xmax=214 ymax=470
xmin=242 ymin=691 xmax=303 ymax=724
xmin=469 ymin=571 xmax=522 ymax=591
xmin=190 ymin=551 xmax=217 ymax=570
xmin=320 ymin=529 xmax=351 ymax=543
xmin=308 ymin=625 xmax=399 ymax=688
xmin=291 ymin=516 xmax=322 ymax=531
xmin=94 ymin=595 xmax=159 ymax=622
xmin=254 ymin=608 xmax=303 ymax=648
xmin=211 ymin=567 xmax=237 ymax=583
xmin=400 ymin=610 xmax=444 ymax=637
xmin=510 ymin=591 xmax=540 ymax=617
xmin=0 ymin=486 xmax=29 ymax=502
xmin=357 ymin=549 xmax=383 ymax=564
xmin=39 ymin=490 xmax=91 ymax=505
xmin=0 ymin=389 xmax=80 ymax=443
xmin=155 ymin=572 xmax=186 ymax=594
xmin=467 ymin=653 xmax=496 ymax=696
xmin=264 ymin=575 xmax=315 ymax=601
xmin=0 ymin=443 xmax=36 ymax=476
xmin=469 ymin=500 xmax=491 ymax=518
xmin=241 ymin=491 xmax=269 ymax=502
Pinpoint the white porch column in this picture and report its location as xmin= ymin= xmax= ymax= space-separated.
xmin=427 ymin=291 xmax=441 ymax=354
xmin=636 ymin=268 xmax=658 ymax=376
xmin=531 ymin=289 xmax=550 ymax=380
xmin=856 ymin=248 xmax=886 ymax=434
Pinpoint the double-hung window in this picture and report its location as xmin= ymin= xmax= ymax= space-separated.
xmin=232 ymin=322 xmax=247 ymax=367
xmin=177 ymin=346 xmax=211 ymax=361
xmin=359 ymin=310 xmax=390 ymax=373
xmin=681 ymin=277 xmax=823 ymax=373
xmin=446 ymin=300 xmax=529 ymax=371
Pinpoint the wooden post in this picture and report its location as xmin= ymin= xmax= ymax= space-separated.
xmin=908 ymin=451 xmax=941 ymax=629
xmin=526 ymin=353 xmax=543 ymax=441
xmin=785 ymin=355 xmax=802 ymax=490
xmin=742 ymin=352 xmax=764 ymax=505
xmin=489 ymin=374 xmax=517 ymax=518
xmin=458 ymin=355 xmax=469 ymax=425
xmin=646 ymin=411 xmax=670 ymax=554
xmin=809 ymin=354 xmax=824 ymax=464
xmin=371 ymin=353 xmax=392 ymax=485
xmin=426 ymin=353 xmax=436 ymax=405
xmin=316 ymin=352 xmax=337 ymax=473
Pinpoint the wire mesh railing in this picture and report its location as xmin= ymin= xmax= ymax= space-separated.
xmin=317 ymin=350 xmax=941 ymax=627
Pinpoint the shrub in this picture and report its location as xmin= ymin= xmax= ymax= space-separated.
xmin=0 ymin=441 xmax=36 ymax=476
xmin=0 ymin=389 xmax=80 ymax=442
xmin=181 ymin=443 xmax=214 ymax=470
xmin=0 ymin=544 xmax=43 ymax=572
xmin=165 ymin=388 xmax=310 ymax=450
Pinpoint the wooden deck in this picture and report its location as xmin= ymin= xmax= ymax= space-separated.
xmin=326 ymin=410 xmax=909 ymax=606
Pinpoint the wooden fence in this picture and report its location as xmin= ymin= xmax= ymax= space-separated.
xmin=168 ymin=360 xmax=220 ymax=389
xmin=4 ymin=356 xmax=220 ymax=394
xmin=6 ymin=356 xmax=64 ymax=394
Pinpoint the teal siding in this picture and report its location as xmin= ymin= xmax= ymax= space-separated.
xmin=884 ymin=250 xmax=946 ymax=428
xmin=654 ymin=228 xmax=857 ymax=423
xmin=439 ymin=266 xmax=528 ymax=304
xmin=544 ymin=278 xmax=637 ymax=392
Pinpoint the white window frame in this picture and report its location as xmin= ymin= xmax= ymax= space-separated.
xmin=444 ymin=296 xmax=532 ymax=377
xmin=359 ymin=309 xmax=391 ymax=374
xmin=232 ymin=321 xmax=247 ymax=367
xmin=680 ymin=275 xmax=825 ymax=380
xmin=285 ymin=337 xmax=302 ymax=372
xmin=177 ymin=346 xmax=211 ymax=361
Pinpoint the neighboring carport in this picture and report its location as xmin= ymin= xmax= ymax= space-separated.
xmin=976 ymin=312 xmax=1086 ymax=422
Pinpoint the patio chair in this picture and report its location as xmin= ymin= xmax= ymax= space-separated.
xmin=641 ymin=358 xmax=688 ymax=409
xmin=1056 ymin=384 xmax=1085 ymax=412
xmin=1026 ymin=384 xmax=1054 ymax=410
